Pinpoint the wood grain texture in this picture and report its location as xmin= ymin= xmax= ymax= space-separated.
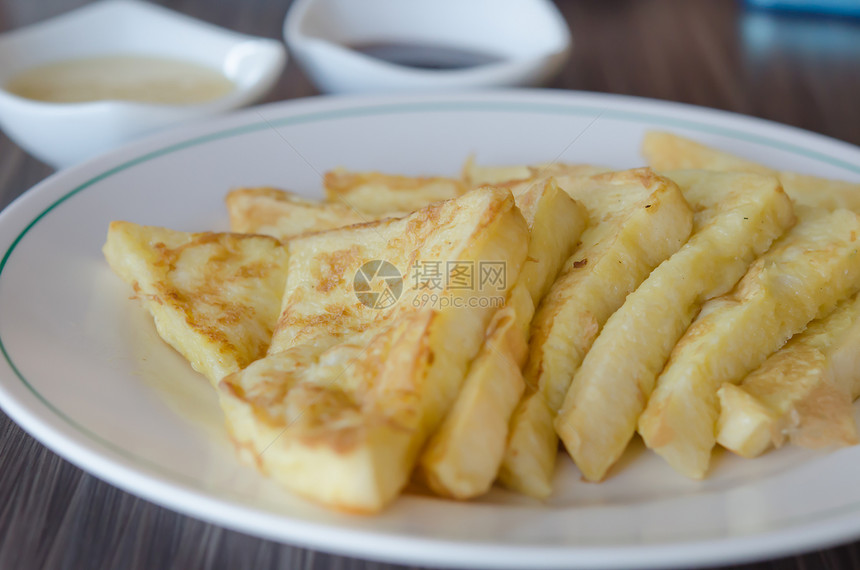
xmin=2 ymin=1 xmax=860 ymax=569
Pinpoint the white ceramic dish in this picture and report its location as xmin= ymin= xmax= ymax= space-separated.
xmin=1 ymin=91 xmax=860 ymax=569
xmin=284 ymin=0 xmax=571 ymax=94
xmin=0 ymin=0 xmax=285 ymax=169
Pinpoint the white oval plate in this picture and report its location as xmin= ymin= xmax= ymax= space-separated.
xmin=1 ymin=91 xmax=860 ymax=569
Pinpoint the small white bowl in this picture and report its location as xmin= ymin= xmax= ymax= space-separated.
xmin=0 ymin=0 xmax=286 ymax=169
xmin=284 ymin=0 xmax=572 ymax=94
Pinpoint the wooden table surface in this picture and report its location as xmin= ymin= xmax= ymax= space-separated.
xmin=2 ymin=1 xmax=860 ymax=568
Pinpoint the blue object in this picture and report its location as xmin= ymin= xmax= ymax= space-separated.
xmin=746 ymin=0 xmax=860 ymax=17
xmin=742 ymin=7 xmax=860 ymax=58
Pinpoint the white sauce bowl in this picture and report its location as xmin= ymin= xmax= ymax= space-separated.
xmin=0 ymin=0 xmax=286 ymax=169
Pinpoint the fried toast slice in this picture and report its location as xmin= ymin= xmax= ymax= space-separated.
xmin=226 ymin=186 xmax=375 ymax=240
xmin=642 ymin=131 xmax=772 ymax=175
xmin=638 ymin=207 xmax=860 ymax=479
xmin=642 ymin=131 xmax=860 ymax=212
xmin=103 ymin=222 xmax=289 ymax=386
xmin=462 ymin=158 xmax=608 ymax=187
xmin=555 ymin=170 xmax=795 ymax=482
xmin=324 ymin=168 xmax=468 ymax=215
xmin=218 ymin=187 xmax=529 ymax=512
xmin=717 ymin=293 xmax=860 ymax=457
xmin=418 ymin=179 xmax=588 ymax=499
xmin=498 ymin=168 xmax=694 ymax=498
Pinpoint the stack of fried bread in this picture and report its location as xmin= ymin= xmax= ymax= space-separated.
xmin=103 ymin=131 xmax=860 ymax=513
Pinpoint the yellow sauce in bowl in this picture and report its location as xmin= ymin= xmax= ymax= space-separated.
xmin=4 ymin=55 xmax=235 ymax=105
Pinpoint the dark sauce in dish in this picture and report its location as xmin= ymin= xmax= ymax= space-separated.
xmin=348 ymin=42 xmax=503 ymax=70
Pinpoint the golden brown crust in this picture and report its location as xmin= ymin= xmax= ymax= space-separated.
xmin=324 ymin=169 xmax=465 ymax=196
xmin=225 ymin=186 xmax=376 ymax=239
xmin=104 ymin=221 xmax=289 ymax=385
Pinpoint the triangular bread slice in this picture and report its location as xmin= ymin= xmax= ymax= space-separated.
xmin=324 ymin=168 xmax=468 ymax=215
xmin=642 ymin=131 xmax=860 ymax=212
xmin=226 ymin=186 xmax=374 ymax=240
xmin=462 ymin=158 xmax=608 ymax=187
xmin=103 ymin=222 xmax=289 ymax=386
xmin=642 ymin=131 xmax=772 ymax=175
xmin=218 ymin=186 xmax=529 ymax=512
